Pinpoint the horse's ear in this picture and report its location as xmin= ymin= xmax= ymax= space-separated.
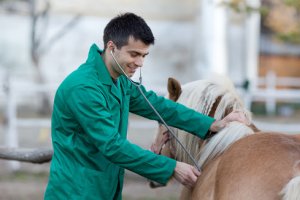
xmin=167 ymin=77 xmax=182 ymax=102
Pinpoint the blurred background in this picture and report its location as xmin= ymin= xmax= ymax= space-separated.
xmin=0 ymin=0 xmax=300 ymax=199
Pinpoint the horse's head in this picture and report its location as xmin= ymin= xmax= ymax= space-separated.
xmin=150 ymin=76 xmax=259 ymax=187
xmin=150 ymin=78 xmax=182 ymax=158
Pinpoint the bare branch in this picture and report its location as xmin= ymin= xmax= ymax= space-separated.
xmin=39 ymin=14 xmax=81 ymax=55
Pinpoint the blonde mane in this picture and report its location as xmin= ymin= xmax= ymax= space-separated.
xmin=172 ymin=76 xmax=254 ymax=168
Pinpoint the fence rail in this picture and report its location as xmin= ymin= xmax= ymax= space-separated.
xmin=245 ymin=71 xmax=300 ymax=115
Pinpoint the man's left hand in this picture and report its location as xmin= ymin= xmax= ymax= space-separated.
xmin=209 ymin=111 xmax=250 ymax=132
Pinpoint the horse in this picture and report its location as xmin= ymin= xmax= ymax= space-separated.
xmin=150 ymin=77 xmax=300 ymax=200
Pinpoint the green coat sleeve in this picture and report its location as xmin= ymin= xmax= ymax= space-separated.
xmin=66 ymin=85 xmax=176 ymax=185
xmin=129 ymin=84 xmax=215 ymax=139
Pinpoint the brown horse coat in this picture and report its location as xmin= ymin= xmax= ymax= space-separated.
xmin=152 ymin=77 xmax=300 ymax=200
xmin=188 ymin=133 xmax=300 ymax=200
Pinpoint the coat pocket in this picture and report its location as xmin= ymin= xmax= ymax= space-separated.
xmin=80 ymin=167 xmax=117 ymax=199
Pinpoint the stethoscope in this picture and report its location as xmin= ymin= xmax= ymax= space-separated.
xmin=110 ymin=50 xmax=201 ymax=171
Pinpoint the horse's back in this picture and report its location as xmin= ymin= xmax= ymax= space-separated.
xmin=192 ymin=132 xmax=300 ymax=200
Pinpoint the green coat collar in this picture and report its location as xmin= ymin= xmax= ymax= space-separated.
xmin=87 ymin=44 xmax=122 ymax=102
xmin=87 ymin=43 xmax=114 ymax=86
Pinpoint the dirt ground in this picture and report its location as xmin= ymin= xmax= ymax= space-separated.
xmin=0 ymin=161 xmax=181 ymax=200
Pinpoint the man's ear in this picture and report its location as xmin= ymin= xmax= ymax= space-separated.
xmin=167 ymin=77 xmax=182 ymax=102
xmin=107 ymin=41 xmax=116 ymax=53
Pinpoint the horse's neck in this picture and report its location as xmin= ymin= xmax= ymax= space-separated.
xmin=198 ymin=122 xmax=255 ymax=168
xmin=174 ymin=79 xmax=254 ymax=167
xmin=292 ymin=134 xmax=300 ymax=141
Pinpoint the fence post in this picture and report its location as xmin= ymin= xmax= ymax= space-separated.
xmin=265 ymin=71 xmax=276 ymax=115
xmin=5 ymin=77 xmax=20 ymax=170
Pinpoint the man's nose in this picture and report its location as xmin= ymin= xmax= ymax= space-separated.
xmin=135 ymin=57 xmax=144 ymax=67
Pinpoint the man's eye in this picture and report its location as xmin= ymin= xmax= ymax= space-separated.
xmin=130 ymin=53 xmax=138 ymax=57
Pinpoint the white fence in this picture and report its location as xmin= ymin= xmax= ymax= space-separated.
xmin=245 ymin=71 xmax=300 ymax=115
xmin=3 ymin=78 xmax=58 ymax=169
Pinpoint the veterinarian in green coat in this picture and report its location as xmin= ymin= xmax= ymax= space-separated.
xmin=44 ymin=13 xmax=248 ymax=200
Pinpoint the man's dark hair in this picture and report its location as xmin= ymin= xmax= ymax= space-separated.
xmin=103 ymin=12 xmax=155 ymax=49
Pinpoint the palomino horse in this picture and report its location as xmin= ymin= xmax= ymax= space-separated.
xmin=151 ymin=77 xmax=300 ymax=200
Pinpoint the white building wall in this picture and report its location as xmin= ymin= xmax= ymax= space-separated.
xmin=194 ymin=0 xmax=261 ymax=86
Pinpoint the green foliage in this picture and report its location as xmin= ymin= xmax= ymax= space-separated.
xmin=284 ymin=0 xmax=300 ymax=11
xmin=222 ymin=0 xmax=300 ymax=44
xmin=259 ymin=6 xmax=270 ymax=17
xmin=277 ymin=32 xmax=300 ymax=44
xmin=221 ymin=1 xmax=261 ymax=14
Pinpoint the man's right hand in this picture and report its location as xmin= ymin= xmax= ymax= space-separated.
xmin=173 ymin=161 xmax=201 ymax=188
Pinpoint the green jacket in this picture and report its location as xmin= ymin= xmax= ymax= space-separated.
xmin=44 ymin=44 xmax=214 ymax=200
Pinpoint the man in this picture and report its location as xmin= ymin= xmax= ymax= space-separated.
xmin=44 ymin=13 xmax=249 ymax=200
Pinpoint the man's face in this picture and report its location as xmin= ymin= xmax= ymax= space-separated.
xmin=111 ymin=36 xmax=150 ymax=78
